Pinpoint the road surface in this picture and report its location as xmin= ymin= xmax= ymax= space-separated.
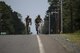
xmin=0 ymin=35 xmax=76 ymax=53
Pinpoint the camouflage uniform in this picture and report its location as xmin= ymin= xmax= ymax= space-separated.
xmin=25 ymin=16 xmax=32 ymax=34
xmin=35 ymin=15 xmax=42 ymax=34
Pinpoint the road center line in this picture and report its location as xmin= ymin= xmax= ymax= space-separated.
xmin=37 ymin=35 xmax=45 ymax=53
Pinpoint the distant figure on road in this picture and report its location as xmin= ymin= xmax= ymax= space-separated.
xmin=35 ymin=15 xmax=42 ymax=34
xmin=25 ymin=15 xmax=32 ymax=34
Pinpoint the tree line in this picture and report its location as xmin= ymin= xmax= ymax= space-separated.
xmin=63 ymin=0 xmax=80 ymax=33
xmin=1 ymin=0 xmax=80 ymax=34
xmin=0 ymin=1 xmax=25 ymax=35
xmin=41 ymin=0 xmax=80 ymax=34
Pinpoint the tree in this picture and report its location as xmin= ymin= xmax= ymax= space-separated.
xmin=63 ymin=0 xmax=80 ymax=33
xmin=0 ymin=1 xmax=25 ymax=34
xmin=12 ymin=11 xmax=25 ymax=34
xmin=42 ymin=0 xmax=60 ymax=34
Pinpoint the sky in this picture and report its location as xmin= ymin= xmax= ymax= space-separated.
xmin=1 ymin=0 xmax=49 ymax=34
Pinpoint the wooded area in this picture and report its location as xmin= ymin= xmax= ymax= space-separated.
xmin=41 ymin=0 xmax=80 ymax=34
xmin=0 ymin=0 xmax=80 ymax=34
xmin=0 ymin=1 xmax=25 ymax=34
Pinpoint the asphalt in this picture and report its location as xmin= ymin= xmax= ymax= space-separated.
xmin=39 ymin=35 xmax=69 ymax=53
xmin=0 ymin=35 xmax=39 ymax=53
xmin=0 ymin=35 xmax=74 ymax=53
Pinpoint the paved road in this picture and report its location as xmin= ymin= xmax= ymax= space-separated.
xmin=0 ymin=35 xmax=71 ymax=53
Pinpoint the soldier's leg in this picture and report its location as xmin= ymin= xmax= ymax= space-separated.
xmin=28 ymin=26 xmax=30 ymax=34
xmin=36 ymin=25 xmax=38 ymax=34
xmin=26 ymin=26 xmax=28 ymax=34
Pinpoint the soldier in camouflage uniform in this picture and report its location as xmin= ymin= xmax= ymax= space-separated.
xmin=35 ymin=15 xmax=42 ymax=34
xmin=25 ymin=15 xmax=32 ymax=34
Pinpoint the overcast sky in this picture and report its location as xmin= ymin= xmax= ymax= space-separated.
xmin=0 ymin=0 xmax=49 ymax=34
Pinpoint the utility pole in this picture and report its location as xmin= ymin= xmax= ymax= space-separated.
xmin=60 ymin=0 xmax=63 ymax=33
xmin=49 ymin=12 xmax=50 ymax=35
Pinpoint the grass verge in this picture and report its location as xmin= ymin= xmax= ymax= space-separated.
xmin=64 ymin=33 xmax=80 ymax=47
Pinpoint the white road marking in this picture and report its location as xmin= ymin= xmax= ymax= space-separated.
xmin=37 ymin=35 xmax=45 ymax=53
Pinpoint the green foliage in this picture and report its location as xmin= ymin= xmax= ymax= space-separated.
xmin=0 ymin=1 xmax=25 ymax=34
xmin=12 ymin=12 xmax=25 ymax=34
xmin=42 ymin=0 xmax=80 ymax=34
xmin=63 ymin=0 xmax=80 ymax=33
xmin=42 ymin=0 xmax=59 ymax=34
xmin=42 ymin=16 xmax=49 ymax=34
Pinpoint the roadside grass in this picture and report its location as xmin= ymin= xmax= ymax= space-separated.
xmin=64 ymin=33 xmax=80 ymax=47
